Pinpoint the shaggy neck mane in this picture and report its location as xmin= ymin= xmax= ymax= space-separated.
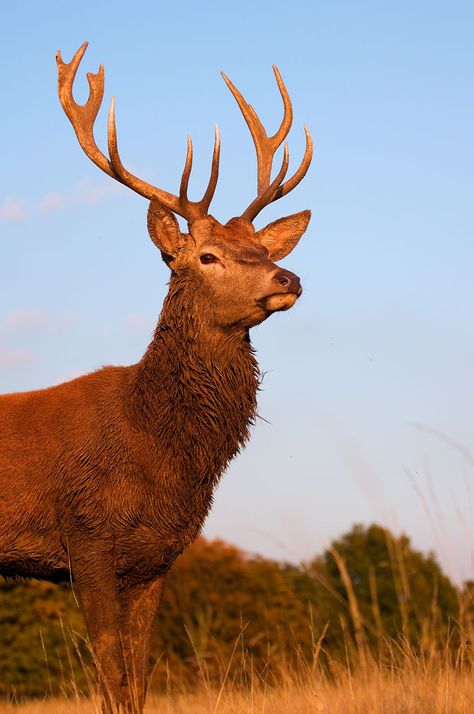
xmin=124 ymin=275 xmax=260 ymax=487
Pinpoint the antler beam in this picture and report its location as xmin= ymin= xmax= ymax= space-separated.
xmin=57 ymin=42 xmax=220 ymax=223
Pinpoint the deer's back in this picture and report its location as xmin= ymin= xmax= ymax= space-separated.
xmin=0 ymin=366 xmax=130 ymax=482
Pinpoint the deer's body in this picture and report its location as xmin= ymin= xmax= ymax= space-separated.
xmin=0 ymin=297 xmax=258 ymax=585
xmin=0 ymin=43 xmax=313 ymax=713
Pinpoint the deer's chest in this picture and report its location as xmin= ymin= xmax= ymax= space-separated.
xmin=114 ymin=352 xmax=258 ymax=582
xmin=114 ymin=482 xmax=214 ymax=583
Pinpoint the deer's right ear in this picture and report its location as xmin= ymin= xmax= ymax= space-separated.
xmin=255 ymin=210 xmax=311 ymax=261
xmin=147 ymin=202 xmax=182 ymax=266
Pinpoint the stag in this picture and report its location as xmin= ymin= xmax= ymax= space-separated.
xmin=0 ymin=43 xmax=312 ymax=712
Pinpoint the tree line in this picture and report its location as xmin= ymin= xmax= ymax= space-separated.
xmin=0 ymin=524 xmax=472 ymax=699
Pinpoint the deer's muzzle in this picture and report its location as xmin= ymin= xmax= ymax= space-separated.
xmin=258 ymin=268 xmax=302 ymax=312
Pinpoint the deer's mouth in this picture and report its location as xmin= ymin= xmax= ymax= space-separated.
xmin=258 ymin=291 xmax=301 ymax=312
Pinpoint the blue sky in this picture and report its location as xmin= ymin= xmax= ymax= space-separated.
xmin=1 ymin=1 xmax=473 ymax=582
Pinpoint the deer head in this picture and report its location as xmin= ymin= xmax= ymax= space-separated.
xmin=57 ymin=43 xmax=313 ymax=330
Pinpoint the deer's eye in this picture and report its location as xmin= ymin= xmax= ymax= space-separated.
xmin=200 ymin=253 xmax=219 ymax=265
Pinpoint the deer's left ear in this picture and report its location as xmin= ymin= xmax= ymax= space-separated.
xmin=147 ymin=201 xmax=183 ymax=267
xmin=255 ymin=210 xmax=311 ymax=261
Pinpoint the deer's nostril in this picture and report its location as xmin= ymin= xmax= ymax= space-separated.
xmin=273 ymin=269 xmax=292 ymax=287
xmin=272 ymin=269 xmax=301 ymax=293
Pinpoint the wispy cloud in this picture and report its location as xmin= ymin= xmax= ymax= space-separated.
xmin=75 ymin=179 xmax=124 ymax=205
xmin=38 ymin=191 xmax=64 ymax=214
xmin=4 ymin=308 xmax=76 ymax=335
xmin=37 ymin=178 xmax=125 ymax=216
xmin=0 ymin=347 xmax=34 ymax=367
xmin=0 ymin=196 xmax=27 ymax=222
xmin=0 ymin=177 xmax=126 ymax=223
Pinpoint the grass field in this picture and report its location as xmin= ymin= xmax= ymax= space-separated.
xmin=1 ymin=659 xmax=474 ymax=713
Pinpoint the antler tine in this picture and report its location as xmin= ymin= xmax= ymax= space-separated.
xmin=59 ymin=43 xmax=220 ymax=223
xmin=242 ymin=143 xmax=289 ymax=223
xmin=179 ymin=135 xmax=193 ymax=204
xmin=57 ymin=42 xmax=115 ymax=179
xmin=221 ymin=67 xmax=292 ymax=195
xmin=271 ymin=125 xmax=313 ymax=203
xmin=176 ymin=129 xmax=220 ymax=216
xmin=271 ymin=66 xmax=294 ymax=150
xmin=200 ymin=125 xmax=221 ymax=214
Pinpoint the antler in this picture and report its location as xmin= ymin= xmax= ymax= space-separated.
xmin=57 ymin=42 xmax=220 ymax=223
xmin=221 ymin=67 xmax=313 ymax=222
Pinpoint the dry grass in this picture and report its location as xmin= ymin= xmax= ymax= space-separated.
xmin=1 ymin=662 xmax=474 ymax=714
xmin=147 ymin=673 xmax=474 ymax=713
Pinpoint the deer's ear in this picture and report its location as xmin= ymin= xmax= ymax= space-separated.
xmin=147 ymin=202 xmax=182 ymax=264
xmin=255 ymin=210 xmax=311 ymax=261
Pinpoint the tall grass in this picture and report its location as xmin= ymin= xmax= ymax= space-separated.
xmin=1 ymin=657 xmax=474 ymax=712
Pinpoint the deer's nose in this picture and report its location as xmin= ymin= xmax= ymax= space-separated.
xmin=272 ymin=268 xmax=302 ymax=295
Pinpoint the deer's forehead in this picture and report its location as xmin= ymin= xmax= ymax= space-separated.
xmin=188 ymin=217 xmax=268 ymax=260
xmin=204 ymin=241 xmax=270 ymax=263
xmin=190 ymin=216 xmax=253 ymax=241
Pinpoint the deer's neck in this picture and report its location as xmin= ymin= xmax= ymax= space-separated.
xmin=124 ymin=282 xmax=260 ymax=486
